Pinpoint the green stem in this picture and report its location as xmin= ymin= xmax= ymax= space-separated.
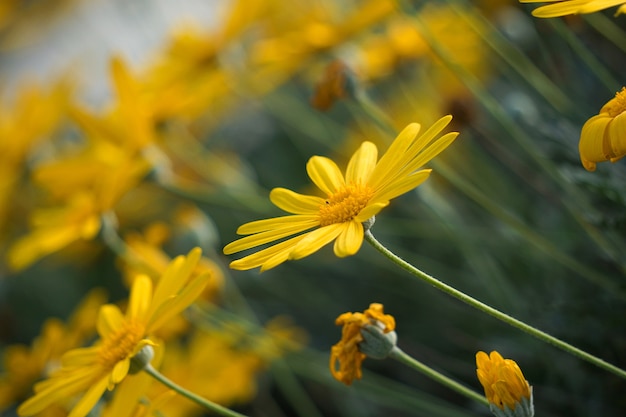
xmin=351 ymin=91 xmax=398 ymax=136
xmin=144 ymin=364 xmax=249 ymax=417
xmin=388 ymin=347 xmax=488 ymax=407
xmin=364 ymin=229 xmax=626 ymax=381
xmin=547 ymin=18 xmax=620 ymax=93
xmin=584 ymin=13 xmax=626 ymax=55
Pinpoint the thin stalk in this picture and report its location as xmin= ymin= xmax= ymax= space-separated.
xmin=547 ymin=18 xmax=620 ymax=93
xmin=144 ymin=364 xmax=248 ymax=417
xmin=447 ymin=0 xmax=572 ymax=113
xmin=100 ymin=212 xmax=161 ymax=277
xmin=432 ymin=160 xmax=626 ymax=300
xmin=584 ymin=13 xmax=626 ymax=54
xmin=364 ymin=229 xmax=626 ymax=381
xmin=388 ymin=347 xmax=489 ymax=407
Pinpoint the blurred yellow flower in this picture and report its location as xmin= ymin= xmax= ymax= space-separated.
xmin=579 ymin=87 xmax=626 ymax=171
xmin=0 ymin=289 xmax=106 ymax=412
xmin=330 ymin=303 xmax=395 ymax=386
xmin=7 ymin=134 xmax=151 ymax=270
xmin=121 ymin=222 xmax=224 ymax=304
xmin=520 ymin=0 xmax=626 ymax=17
xmin=223 ymin=116 xmax=458 ymax=271
xmin=247 ymin=0 xmax=396 ymax=93
xmin=0 ymin=81 xmax=72 ymax=236
xmin=105 ymin=317 xmax=305 ymax=417
xmin=476 ymin=351 xmax=534 ymax=417
xmin=17 ymin=248 xmax=210 ymax=417
xmin=7 ymin=193 xmax=102 ymax=271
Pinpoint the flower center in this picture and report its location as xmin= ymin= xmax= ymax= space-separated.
xmin=606 ymin=87 xmax=626 ymax=117
xmin=98 ymin=320 xmax=145 ymax=370
xmin=318 ymin=183 xmax=374 ymax=226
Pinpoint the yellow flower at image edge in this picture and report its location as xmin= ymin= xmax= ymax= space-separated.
xmin=330 ymin=303 xmax=395 ymax=386
xmin=476 ymin=351 xmax=534 ymax=417
xmin=579 ymin=87 xmax=626 ymax=171
xmin=520 ymin=0 xmax=626 ymax=17
xmin=223 ymin=116 xmax=458 ymax=271
xmin=17 ymin=248 xmax=210 ymax=417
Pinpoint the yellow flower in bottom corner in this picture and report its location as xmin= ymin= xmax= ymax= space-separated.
xmin=17 ymin=248 xmax=210 ymax=417
xmin=223 ymin=116 xmax=458 ymax=271
xmin=330 ymin=303 xmax=396 ymax=386
xmin=476 ymin=351 xmax=534 ymax=417
xmin=579 ymin=87 xmax=626 ymax=171
xmin=520 ymin=0 xmax=626 ymax=17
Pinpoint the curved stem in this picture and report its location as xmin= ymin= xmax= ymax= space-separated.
xmin=364 ymin=229 xmax=626 ymax=381
xmin=388 ymin=347 xmax=488 ymax=407
xmin=144 ymin=364 xmax=248 ymax=417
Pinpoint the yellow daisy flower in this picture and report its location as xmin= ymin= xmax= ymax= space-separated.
xmin=329 ymin=303 xmax=395 ymax=386
xmin=17 ymin=248 xmax=210 ymax=417
xmin=223 ymin=116 xmax=458 ymax=271
xmin=476 ymin=351 xmax=534 ymax=417
xmin=520 ymin=0 xmax=626 ymax=17
xmin=0 ymin=289 xmax=105 ymax=412
xmin=579 ymin=87 xmax=626 ymax=171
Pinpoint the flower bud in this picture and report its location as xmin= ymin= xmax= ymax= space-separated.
xmin=359 ymin=321 xmax=397 ymax=359
xmin=129 ymin=345 xmax=155 ymax=374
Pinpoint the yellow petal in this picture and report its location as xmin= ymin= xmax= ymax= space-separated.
xmin=529 ymin=0 xmax=592 ymax=17
xmin=67 ymin=375 xmax=109 ymax=417
xmin=260 ymin=250 xmax=295 ymax=272
xmin=127 ymin=275 xmax=152 ymax=322
xmin=229 ymin=233 xmax=310 ymax=271
xmin=475 ymin=351 xmax=491 ymax=370
xmin=580 ymin=0 xmax=626 ymax=14
xmin=607 ymin=112 xmax=626 ymax=157
xmin=270 ymin=188 xmax=325 ymax=214
xmin=147 ymin=247 xmax=202 ymax=323
xmin=395 ymin=132 xmax=458 ymax=180
xmin=149 ymin=255 xmax=186 ymax=316
xmin=235 ymin=214 xmax=319 ymax=235
xmin=579 ymin=114 xmax=611 ymax=171
xmin=306 ymin=156 xmax=345 ymax=196
xmin=333 ymin=221 xmax=363 ymax=257
xmin=97 ymin=305 xmax=124 ymax=339
xmin=372 ymin=170 xmax=431 ymax=204
xmin=408 ymin=115 xmax=453 ymax=155
xmin=354 ymin=202 xmax=388 ymax=222
xmin=369 ymin=123 xmax=421 ymax=189
xmin=290 ymin=224 xmax=344 ymax=260
xmin=490 ymin=351 xmax=505 ymax=363
xmin=345 ymin=141 xmax=378 ymax=185
xmin=18 ymin=369 xmax=99 ymax=416
xmin=147 ymin=274 xmax=209 ymax=332
xmin=31 ymin=369 xmax=86 ymax=394
xmin=110 ymin=358 xmax=130 ymax=386
xmin=224 ymin=219 xmax=318 ymax=254
xmin=7 ymin=215 xmax=98 ymax=271
xmin=61 ymin=347 xmax=99 ymax=367
xmin=111 ymin=56 xmax=136 ymax=109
